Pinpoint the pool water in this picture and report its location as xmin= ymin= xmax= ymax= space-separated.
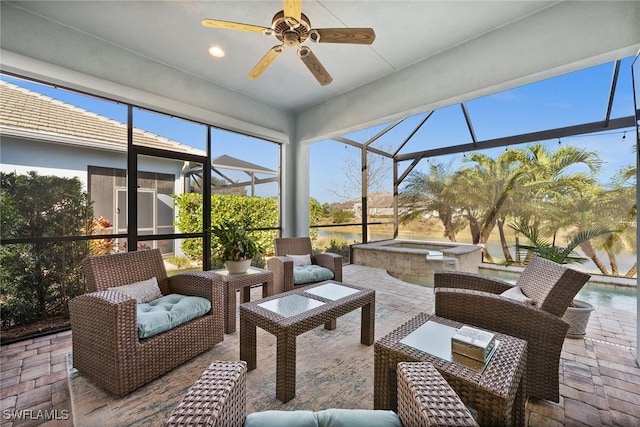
xmin=576 ymin=283 xmax=637 ymax=313
xmin=407 ymin=275 xmax=637 ymax=313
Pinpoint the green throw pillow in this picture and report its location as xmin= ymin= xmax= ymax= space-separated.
xmin=315 ymin=408 xmax=403 ymax=427
xmin=244 ymin=410 xmax=318 ymax=427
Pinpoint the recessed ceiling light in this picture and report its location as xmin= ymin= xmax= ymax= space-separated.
xmin=208 ymin=46 xmax=225 ymax=58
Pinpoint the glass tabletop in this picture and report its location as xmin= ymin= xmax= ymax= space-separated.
xmin=399 ymin=320 xmax=499 ymax=372
xmin=258 ymin=294 xmax=325 ymax=317
xmin=216 ymin=267 xmax=262 ymax=276
xmin=305 ymin=282 xmax=360 ymax=301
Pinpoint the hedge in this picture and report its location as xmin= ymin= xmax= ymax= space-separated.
xmin=174 ymin=194 xmax=279 ymax=266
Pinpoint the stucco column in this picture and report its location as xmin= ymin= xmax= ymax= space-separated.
xmin=280 ymin=129 xmax=310 ymax=238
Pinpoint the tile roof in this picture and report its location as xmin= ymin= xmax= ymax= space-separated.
xmin=0 ymin=80 xmax=205 ymax=155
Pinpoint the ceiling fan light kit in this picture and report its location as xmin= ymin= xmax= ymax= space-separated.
xmin=201 ymin=0 xmax=375 ymax=86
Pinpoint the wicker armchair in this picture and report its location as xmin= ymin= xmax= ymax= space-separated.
xmin=267 ymin=237 xmax=342 ymax=293
xmin=69 ymin=249 xmax=225 ymax=396
xmin=434 ymin=255 xmax=590 ymax=402
xmin=165 ymin=360 xmax=478 ymax=426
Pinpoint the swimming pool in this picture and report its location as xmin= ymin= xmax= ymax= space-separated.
xmin=572 ymin=282 xmax=636 ymax=312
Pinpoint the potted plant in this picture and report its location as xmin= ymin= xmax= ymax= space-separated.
xmin=211 ymin=217 xmax=261 ymax=274
xmin=510 ymin=221 xmax=615 ymax=338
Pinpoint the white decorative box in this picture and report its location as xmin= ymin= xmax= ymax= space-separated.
xmin=451 ymin=326 xmax=496 ymax=363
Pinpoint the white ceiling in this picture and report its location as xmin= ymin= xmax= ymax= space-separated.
xmin=1 ymin=1 xmax=639 ymax=143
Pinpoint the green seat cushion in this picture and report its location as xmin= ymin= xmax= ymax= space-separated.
xmin=244 ymin=410 xmax=318 ymax=427
xmin=136 ymin=294 xmax=211 ymax=338
xmin=293 ymin=265 xmax=335 ymax=285
xmin=243 ymin=409 xmax=402 ymax=427
xmin=315 ymin=409 xmax=402 ymax=427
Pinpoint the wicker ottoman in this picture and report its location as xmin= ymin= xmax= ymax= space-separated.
xmin=166 ymin=360 xmax=478 ymax=426
xmin=165 ymin=361 xmax=247 ymax=426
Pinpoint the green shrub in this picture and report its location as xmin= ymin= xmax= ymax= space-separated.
xmin=174 ymin=193 xmax=278 ymax=264
xmin=331 ymin=210 xmax=355 ymax=224
xmin=166 ymin=256 xmax=192 ymax=269
xmin=0 ymin=172 xmax=92 ymax=329
xmin=316 ymin=239 xmax=354 ymax=264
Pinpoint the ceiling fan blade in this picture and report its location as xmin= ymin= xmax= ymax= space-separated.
xmin=201 ymin=19 xmax=269 ymax=33
xmin=298 ymin=46 xmax=332 ymax=86
xmin=309 ymin=28 xmax=376 ymax=45
xmin=248 ymin=46 xmax=283 ymax=80
xmin=283 ymin=0 xmax=303 ymax=22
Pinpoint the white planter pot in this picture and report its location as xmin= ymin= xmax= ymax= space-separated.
xmin=225 ymin=259 xmax=252 ymax=274
xmin=562 ymin=299 xmax=594 ymax=339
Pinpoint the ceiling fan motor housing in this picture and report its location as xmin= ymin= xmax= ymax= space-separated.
xmin=272 ymin=10 xmax=311 ymax=46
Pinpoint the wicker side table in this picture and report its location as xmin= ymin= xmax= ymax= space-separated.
xmin=375 ymin=313 xmax=527 ymax=427
xmin=214 ymin=266 xmax=274 ymax=333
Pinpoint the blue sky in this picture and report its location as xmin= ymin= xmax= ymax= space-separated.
xmin=3 ymin=55 xmax=637 ymax=204
xmin=311 ymin=56 xmax=637 ymax=203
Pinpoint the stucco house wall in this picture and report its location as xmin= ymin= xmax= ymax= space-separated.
xmin=0 ymin=80 xmax=201 ymax=257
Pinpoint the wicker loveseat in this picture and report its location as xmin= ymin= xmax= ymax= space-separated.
xmin=69 ymin=249 xmax=225 ymax=396
xmin=434 ymin=255 xmax=590 ymax=402
xmin=267 ymin=237 xmax=343 ymax=293
xmin=165 ymin=360 xmax=478 ymax=426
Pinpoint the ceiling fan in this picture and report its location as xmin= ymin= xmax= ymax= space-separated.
xmin=201 ymin=0 xmax=375 ymax=86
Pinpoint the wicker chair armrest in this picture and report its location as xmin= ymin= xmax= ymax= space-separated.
xmin=68 ymin=291 xmax=139 ymax=351
xmin=269 ymin=255 xmax=295 ymax=266
xmin=434 ymin=271 xmax=513 ymax=294
xmin=315 ymin=253 xmax=343 ymax=280
xmin=397 ymin=362 xmax=479 ymax=427
xmin=169 ymin=271 xmax=225 ymax=314
xmin=435 ymin=287 xmax=568 ymax=333
xmin=165 ymin=360 xmax=247 ymax=427
xmin=267 ymin=256 xmax=294 ymax=293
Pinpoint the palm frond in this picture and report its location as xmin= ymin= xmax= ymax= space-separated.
xmin=565 ymin=228 xmax=615 ymax=253
xmin=509 ymin=221 xmax=551 ymax=248
xmin=511 ymin=221 xmax=616 ymax=265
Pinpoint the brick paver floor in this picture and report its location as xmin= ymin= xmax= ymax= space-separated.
xmin=1 ymin=264 xmax=638 ymax=426
xmin=1 ymin=330 xmax=72 ymax=427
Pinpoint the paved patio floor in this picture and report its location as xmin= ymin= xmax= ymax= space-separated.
xmin=1 ymin=264 xmax=638 ymax=426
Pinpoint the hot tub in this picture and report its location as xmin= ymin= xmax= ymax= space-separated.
xmin=350 ymin=239 xmax=483 ymax=285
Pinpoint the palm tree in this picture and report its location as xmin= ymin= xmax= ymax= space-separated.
xmin=549 ymin=189 xmax=615 ymax=274
xmin=511 ymin=143 xmax=601 ymax=226
xmin=400 ymin=160 xmax=461 ymax=241
xmin=453 ymin=150 xmax=523 ymax=262
xmin=592 ymin=163 xmax=637 ymax=276
xmin=507 ymin=143 xmax=602 ymax=260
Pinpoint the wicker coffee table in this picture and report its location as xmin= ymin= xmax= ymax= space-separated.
xmin=239 ymin=280 xmax=375 ymax=403
xmin=213 ymin=266 xmax=274 ymax=333
xmin=374 ymin=313 xmax=527 ymax=427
